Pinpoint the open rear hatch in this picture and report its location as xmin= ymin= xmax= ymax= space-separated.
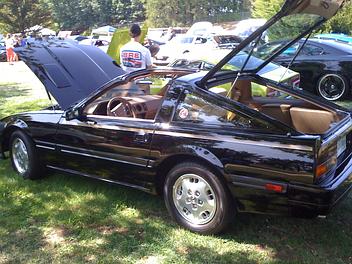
xmin=199 ymin=0 xmax=345 ymax=87
xmin=195 ymin=0 xmax=349 ymax=183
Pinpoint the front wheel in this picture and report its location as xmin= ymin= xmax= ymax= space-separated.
xmin=317 ymin=73 xmax=349 ymax=101
xmin=164 ymin=162 xmax=233 ymax=235
xmin=9 ymin=130 xmax=43 ymax=180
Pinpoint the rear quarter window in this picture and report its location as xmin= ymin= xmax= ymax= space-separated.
xmin=173 ymin=91 xmax=279 ymax=131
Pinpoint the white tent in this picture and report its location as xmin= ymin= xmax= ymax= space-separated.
xmin=91 ymin=25 xmax=116 ymax=36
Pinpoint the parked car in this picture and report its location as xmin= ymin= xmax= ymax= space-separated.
xmin=2 ymin=0 xmax=351 ymax=235
xmin=168 ymin=49 xmax=301 ymax=90
xmin=254 ymin=39 xmax=352 ymax=101
xmin=154 ymin=34 xmax=211 ymax=65
xmin=67 ymin=35 xmax=89 ymax=43
xmin=0 ymin=41 xmax=6 ymax=62
xmin=314 ymin=33 xmax=352 ymax=45
xmin=210 ymin=34 xmax=243 ymax=49
xmin=79 ymin=38 xmax=110 ymax=53
xmin=232 ymin=18 xmax=267 ymax=40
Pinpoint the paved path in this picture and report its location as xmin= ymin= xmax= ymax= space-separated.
xmin=0 ymin=61 xmax=47 ymax=99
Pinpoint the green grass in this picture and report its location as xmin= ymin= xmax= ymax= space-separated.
xmin=1 ymin=81 xmax=352 ymax=263
xmin=0 ymin=82 xmax=51 ymax=119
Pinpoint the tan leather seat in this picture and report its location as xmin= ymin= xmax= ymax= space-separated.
xmin=290 ymin=107 xmax=337 ymax=134
xmin=261 ymin=104 xmax=292 ymax=127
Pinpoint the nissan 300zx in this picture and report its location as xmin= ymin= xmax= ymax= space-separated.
xmin=0 ymin=0 xmax=351 ymax=234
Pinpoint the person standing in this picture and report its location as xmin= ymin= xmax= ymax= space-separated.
xmin=5 ymin=34 xmax=15 ymax=65
xmin=120 ymin=24 xmax=152 ymax=73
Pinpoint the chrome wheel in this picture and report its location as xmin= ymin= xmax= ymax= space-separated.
xmin=11 ymin=138 xmax=29 ymax=175
xmin=173 ymin=174 xmax=217 ymax=225
xmin=318 ymin=74 xmax=346 ymax=101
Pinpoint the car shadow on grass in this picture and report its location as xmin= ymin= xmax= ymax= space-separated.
xmin=0 ymin=159 xmax=351 ymax=263
xmin=0 ymin=82 xmax=32 ymax=100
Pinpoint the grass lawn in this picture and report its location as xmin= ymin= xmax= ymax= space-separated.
xmin=0 ymin=62 xmax=352 ymax=263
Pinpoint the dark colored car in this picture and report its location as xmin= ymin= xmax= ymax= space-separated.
xmin=314 ymin=33 xmax=352 ymax=45
xmin=1 ymin=0 xmax=351 ymax=234
xmin=255 ymin=39 xmax=352 ymax=101
xmin=0 ymin=41 xmax=6 ymax=62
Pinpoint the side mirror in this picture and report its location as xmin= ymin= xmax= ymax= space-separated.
xmin=65 ymin=107 xmax=84 ymax=121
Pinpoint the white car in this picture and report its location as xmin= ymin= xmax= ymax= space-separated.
xmin=232 ymin=18 xmax=267 ymax=40
xmin=154 ymin=34 xmax=212 ymax=65
xmin=79 ymin=38 xmax=110 ymax=53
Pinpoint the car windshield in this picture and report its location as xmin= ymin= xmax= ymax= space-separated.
xmin=172 ymin=36 xmax=194 ymax=44
xmin=220 ymin=13 xmax=324 ymax=72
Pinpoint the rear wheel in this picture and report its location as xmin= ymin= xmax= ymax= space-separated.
xmin=9 ymin=130 xmax=43 ymax=179
xmin=317 ymin=73 xmax=349 ymax=101
xmin=164 ymin=162 xmax=233 ymax=234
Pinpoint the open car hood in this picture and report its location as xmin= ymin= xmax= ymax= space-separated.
xmin=200 ymin=0 xmax=345 ymax=86
xmin=16 ymin=41 xmax=125 ymax=109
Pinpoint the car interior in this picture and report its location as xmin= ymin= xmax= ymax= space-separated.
xmin=84 ymin=71 xmax=189 ymax=120
xmin=228 ymin=79 xmax=343 ymax=134
xmin=84 ymin=69 xmax=344 ymax=134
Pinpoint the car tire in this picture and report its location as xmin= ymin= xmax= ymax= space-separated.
xmin=164 ymin=162 xmax=234 ymax=235
xmin=9 ymin=130 xmax=43 ymax=180
xmin=317 ymin=73 xmax=349 ymax=101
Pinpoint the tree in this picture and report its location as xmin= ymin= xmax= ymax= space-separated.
xmin=0 ymin=0 xmax=52 ymax=33
xmin=252 ymin=0 xmax=352 ymax=35
xmin=322 ymin=0 xmax=352 ymax=34
xmin=48 ymin=0 xmax=145 ymax=32
xmin=252 ymin=0 xmax=283 ymax=20
xmin=48 ymin=0 xmax=97 ymax=31
xmin=145 ymin=0 xmax=247 ymax=27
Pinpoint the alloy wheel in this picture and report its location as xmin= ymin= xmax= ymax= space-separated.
xmin=11 ymin=138 xmax=29 ymax=175
xmin=172 ymin=173 xmax=217 ymax=225
xmin=318 ymin=74 xmax=346 ymax=101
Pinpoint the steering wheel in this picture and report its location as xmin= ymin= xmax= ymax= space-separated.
xmin=107 ymin=97 xmax=136 ymax=118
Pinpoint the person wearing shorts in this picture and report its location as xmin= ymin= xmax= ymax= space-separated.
xmin=5 ymin=34 xmax=15 ymax=65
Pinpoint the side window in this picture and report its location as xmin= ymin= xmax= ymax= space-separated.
xmin=281 ymin=43 xmax=300 ymax=57
xmin=301 ymin=44 xmax=324 ymax=56
xmin=173 ymin=91 xmax=277 ymax=130
xmin=251 ymin=83 xmax=290 ymax=98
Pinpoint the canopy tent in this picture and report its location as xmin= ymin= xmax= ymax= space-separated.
xmin=91 ymin=25 xmax=116 ymax=36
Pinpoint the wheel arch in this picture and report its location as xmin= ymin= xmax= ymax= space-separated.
xmin=154 ymin=153 xmax=227 ymax=195
xmin=1 ymin=122 xmax=29 ymax=156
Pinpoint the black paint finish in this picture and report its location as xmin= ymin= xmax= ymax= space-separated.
xmin=1 ymin=68 xmax=351 ymax=218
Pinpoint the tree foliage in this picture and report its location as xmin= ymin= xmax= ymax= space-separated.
xmin=322 ymin=0 xmax=352 ymax=34
xmin=0 ymin=0 xmax=52 ymax=33
xmin=48 ymin=0 xmax=145 ymax=32
xmin=252 ymin=0 xmax=283 ymax=20
xmin=252 ymin=0 xmax=352 ymax=35
xmin=145 ymin=0 xmax=247 ymax=27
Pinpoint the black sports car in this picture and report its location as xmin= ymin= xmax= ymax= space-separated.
xmin=254 ymin=38 xmax=352 ymax=101
xmin=1 ymin=0 xmax=351 ymax=235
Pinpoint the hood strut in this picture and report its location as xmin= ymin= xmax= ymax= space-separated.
xmin=279 ymin=32 xmax=312 ymax=84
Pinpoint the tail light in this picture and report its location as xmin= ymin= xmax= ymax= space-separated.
xmin=315 ymin=144 xmax=337 ymax=182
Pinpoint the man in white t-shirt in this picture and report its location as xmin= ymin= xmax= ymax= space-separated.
xmin=120 ymin=24 xmax=152 ymax=73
